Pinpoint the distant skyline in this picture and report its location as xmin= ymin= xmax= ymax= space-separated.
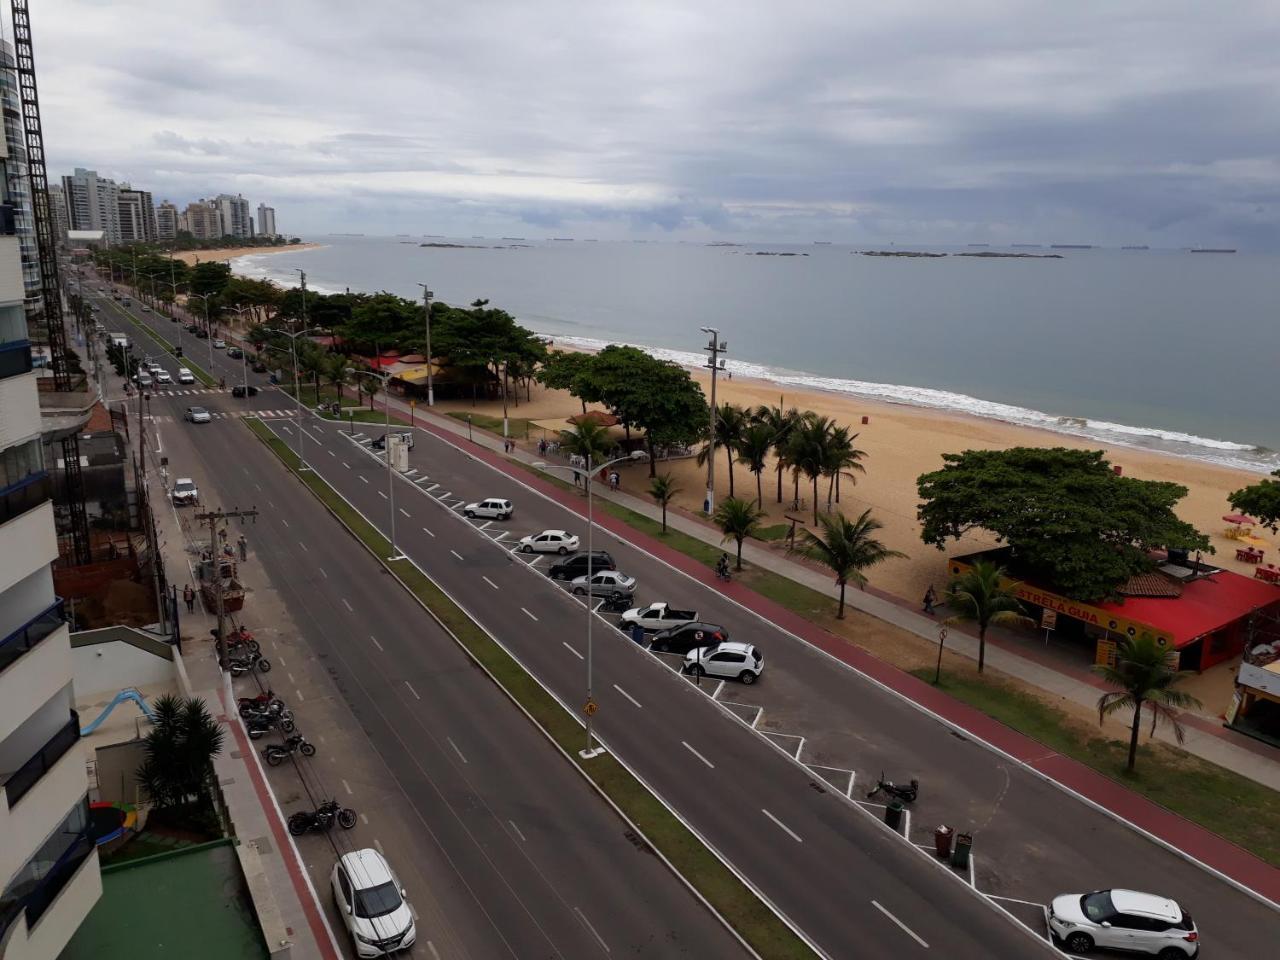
xmin=24 ymin=1 xmax=1280 ymax=248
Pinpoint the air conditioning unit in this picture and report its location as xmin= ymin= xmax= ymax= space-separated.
xmin=720 ymin=341 xmax=728 ymax=351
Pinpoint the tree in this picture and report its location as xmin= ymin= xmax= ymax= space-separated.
xmin=824 ymin=426 xmax=866 ymax=506
xmin=189 ymin=261 xmax=232 ymax=298
xmin=135 ymin=695 xmax=224 ymax=809
xmin=698 ymin=403 xmax=748 ymax=498
xmin=714 ymin=497 xmax=764 ymax=570
xmin=535 ymin=350 xmax=595 ymax=413
xmin=737 ymin=423 xmax=774 ymax=508
xmin=1228 ymin=470 xmax=1280 ymax=532
xmin=1095 ymin=634 xmax=1202 ymax=772
xmin=943 ymin=561 xmax=1033 ymax=674
xmin=343 ymin=292 xmax=420 ymax=351
xmin=324 ymin=354 xmax=349 ymax=406
xmin=299 ymin=346 xmax=328 ymax=405
xmin=917 ymin=448 xmax=1211 ymax=602
xmin=649 ymin=473 xmax=681 ymax=533
xmin=558 ymin=420 xmax=613 ymax=492
xmin=785 ymin=413 xmax=833 ymax=525
xmin=798 ymin=509 xmax=903 ymax=618
xmin=754 ymin=404 xmax=803 ymax=504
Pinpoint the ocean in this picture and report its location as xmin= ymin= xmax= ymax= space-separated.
xmin=233 ymin=236 xmax=1278 ymax=474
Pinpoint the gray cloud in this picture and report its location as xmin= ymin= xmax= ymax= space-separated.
xmin=31 ymin=0 xmax=1280 ymax=247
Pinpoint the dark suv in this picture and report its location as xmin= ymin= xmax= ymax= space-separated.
xmin=648 ymin=622 xmax=729 ymax=654
xmin=549 ymin=551 xmax=616 ymax=581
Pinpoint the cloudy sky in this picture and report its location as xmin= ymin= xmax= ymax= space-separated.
xmin=23 ymin=0 xmax=1280 ymax=246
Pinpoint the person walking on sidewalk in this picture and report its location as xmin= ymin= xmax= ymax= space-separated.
xmin=237 ymin=534 xmax=248 ymax=561
xmin=183 ymin=584 xmax=195 ymax=612
xmin=922 ymin=584 xmax=937 ymax=616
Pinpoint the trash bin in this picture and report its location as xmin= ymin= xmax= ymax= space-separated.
xmin=885 ymin=800 xmax=904 ymax=831
xmin=950 ymin=831 xmax=973 ymax=869
xmin=934 ymin=825 xmax=953 ymax=860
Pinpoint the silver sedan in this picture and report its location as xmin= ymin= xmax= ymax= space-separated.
xmin=570 ymin=570 xmax=637 ymax=598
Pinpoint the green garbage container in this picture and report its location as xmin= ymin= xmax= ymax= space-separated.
xmin=885 ymin=800 xmax=904 ymax=831
xmin=950 ymin=831 xmax=973 ymax=869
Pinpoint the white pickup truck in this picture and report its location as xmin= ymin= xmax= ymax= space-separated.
xmin=621 ymin=602 xmax=699 ymax=631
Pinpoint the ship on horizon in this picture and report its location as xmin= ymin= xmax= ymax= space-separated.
xmin=1051 ymin=243 xmax=1094 ymax=249
xmin=1190 ymin=247 xmax=1237 ymax=253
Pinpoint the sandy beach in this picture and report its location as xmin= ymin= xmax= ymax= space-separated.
xmin=173 ymin=243 xmax=323 ymax=267
xmin=434 ymin=358 xmax=1273 ymax=607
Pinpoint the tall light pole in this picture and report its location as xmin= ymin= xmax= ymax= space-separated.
xmin=349 ymin=367 xmax=407 ymax=561
xmin=535 ymin=450 xmax=645 ymax=760
xmin=264 ymin=325 xmax=321 ymax=470
xmin=189 ymin=293 xmax=216 ymax=375
xmin=229 ymin=306 xmax=252 ymax=390
xmin=700 ymin=326 xmax=726 ymax=514
xmin=416 ymin=282 xmax=434 ymax=406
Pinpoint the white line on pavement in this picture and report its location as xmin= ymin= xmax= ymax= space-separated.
xmin=342 ymin=778 xmax=352 ymax=795
xmin=358 ymin=475 xmax=368 ymax=483
xmin=427 ymin=942 xmax=442 ymax=960
xmin=762 ymin=808 xmax=803 ymax=843
xmin=404 ymin=680 xmax=421 ymax=700
xmin=360 ymin=813 xmax=369 ymax=825
xmin=574 ymin=908 xmax=610 ymax=954
xmin=426 ymin=483 xmax=439 ymax=491
xmin=682 ymin=740 xmax=715 ymax=769
xmin=280 ymin=518 xmax=290 ymax=528
xmin=378 ymin=490 xmax=387 ymax=499
xmin=287 ymin=672 xmax=295 ymax=684
xmin=422 ymin=526 xmax=435 ymax=537
xmin=447 ymin=737 xmax=468 ymax=764
xmin=297 ymin=541 xmax=307 ymax=552
xmin=562 ymin=641 xmax=583 ymax=659
xmin=438 ymin=491 xmax=451 ymax=500
xmin=612 ymin=684 xmax=642 ymax=709
xmin=450 ymin=549 xmax=464 ymax=561
xmin=370 ymin=635 xmax=383 ymax=652
xmin=318 ymin=567 xmax=327 ymax=578
xmin=871 ymin=900 xmax=929 ymax=948
xmin=522 ymin=607 xmax=539 ymax=621
xmin=328 ymin=449 xmax=335 ymax=457
xmin=341 ymin=598 xmax=353 ymax=611
xmin=399 ymin=507 xmax=410 ymax=518
xmin=482 ymin=576 xmax=500 ymax=590
xmin=508 ymin=820 xmax=527 ymax=842
xmin=342 ymin=461 xmax=350 ymax=469
xmin=477 ymin=520 xmax=492 ymax=530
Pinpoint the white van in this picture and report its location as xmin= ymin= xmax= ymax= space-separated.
xmin=109 ymin=333 xmax=130 ymax=349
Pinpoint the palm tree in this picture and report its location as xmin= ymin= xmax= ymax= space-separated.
xmin=786 ymin=413 xmax=833 ymax=525
xmin=649 ymin=473 xmax=681 ymax=533
xmin=1095 ymin=634 xmax=1202 ymax=772
xmin=944 ymin=561 xmax=1033 ymax=674
xmin=714 ymin=497 xmax=764 ymax=570
xmin=135 ymin=695 xmax=224 ymax=809
xmin=559 ymin=420 xmax=613 ymax=492
xmin=697 ymin=403 xmax=748 ymax=498
xmin=797 ymin=509 xmax=904 ymax=618
xmin=737 ymin=423 xmax=774 ymax=508
xmin=753 ymin=404 xmax=802 ymax=504
xmin=824 ymin=426 xmax=866 ymax=507
xmin=324 ymin=355 xmax=349 ymax=406
xmin=300 ymin=348 xmax=327 ymax=405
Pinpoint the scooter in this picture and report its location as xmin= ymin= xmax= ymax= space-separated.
xmin=263 ymin=734 xmax=316 ymax=766
xmin=244 ymin=712 xmax=295 ymax=738
xmin=288 ymin=800 xmax=357 ymax=835
xmin=226 ymin=650 xmax=271 ymax=676
xmin=866 ymin=772 xmax=919 ymax=804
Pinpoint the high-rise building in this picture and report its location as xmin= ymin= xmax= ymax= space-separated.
xmin=213 ymin=193 xmax=251 ymax=239
xmin=181 ymin=199 xmax=220 ymax=240
xmin=60 ymin=168 xmax=121 ymax=245
xmin=0 ymin=41 xmax=43 ymax=323
xmin=45 ymin=184 xmax=69 ymax=242
xmin=0 ymin=100 xmax=102 ymax=960
xmin=117 ymin=186 xmax=155 ymax=244
xmin=256 ymin=203 xmax=277 ymax=238
xmin=155 ymin=201 xmax=177 ymax=241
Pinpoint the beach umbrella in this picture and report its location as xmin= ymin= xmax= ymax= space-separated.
xmin=1223 ymin=513 xmax=1257 ymax=525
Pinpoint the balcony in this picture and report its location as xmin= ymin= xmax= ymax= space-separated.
xmin=0 ymin=832 xmax=96 ymax=949
xmin=0 ymin=202 xmax=14 ymax=236
xmin=0 ymin=338 xmax=32 ymax=380
xmin=0 ymin=598 xmax=64 ymax=674
xmin=0 ymin=471 xmax=51 ymax=528
xmin=3 ymin=710 xmax=80 ymax=810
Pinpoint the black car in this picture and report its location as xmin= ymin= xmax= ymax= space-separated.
xmin=231 ymin=385 xmax=259 ymax=398
xmin=228 ymin=346 xmax=243 ymax=358
xmin=195 ymin=328 xmax=209 ymax=339
xmin=549 ymin=551 xmax=616 ymax=581
xmin=186 ymin=323 xmax=200 ymax=334
xmin=648 ymin=622 xmax=729 ymax=654
xmin=251 ymin=360 xmax=268 ymax=373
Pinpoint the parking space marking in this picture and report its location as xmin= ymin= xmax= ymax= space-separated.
xmin=807 ymin=764 xmax=856 ymax=798
xmin=574 ymin=907 xmax=610 ymax=954
xmin=521 ymin=607 xmax=539 ymax=621
xmin=370 ymin=635 xmax=383 ymax=652
xmin=399 ymin=507 xmax=411 ymax=518
xmin=711 ymin=679 xmax=724 ymax=700
xmin=719 ymin=700 xmax=764 ymax=729
xmin=422 ymin=526 xmax=435 ymax=537
xmin=414 ymin=476 xmax=431 ymax=485
xmin=437 ymin=490 xmax=451 ymax=500
xmin=871 ymin=900 xmax=928 ymax=948
xmin=682 ymin=740 xmax=715 ymax=769
xmin=762 ymin=730 xmax=806 ymax=760
xmin=447 ymin=737 xmax=468 ymax=764
xmin=492 ymin=530 xmax=510 ymax=542
xmin=508 ymin=820 xmax=527 ymax=843
xmin=562 ymin=641 xmax=583 ymax=660
xmin=482 ymin=576 xmax=500 ymax=590
xmin=358 ymin=475 xmax=368 ymax=483
xmin=762 ymin=808 xmax=803 ymax=843
xmin=342 ymin=778 xmax=352 ymax=795
xmin=450 ymin=549 xmax=464 ymax=561
xmin=612 ymin=684 xmax=642 ymax=709
xmin=341 ymin=598 xmax=353 ymax=612
xmin=404 ymin=680 xmax=421 ymax=700
xmin=426 ymin=483 xmax=439 ymax=491
xmin=477 ymin=520 xmax=492 ymax=530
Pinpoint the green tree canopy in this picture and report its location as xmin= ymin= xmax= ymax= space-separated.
xmin=917 ymin=447 xmax=1210 ymax=602
xmin=189 ymin=261 xmax=232 ymax=297
xmin=1228 ymin=470 xmax=1280 ymax=532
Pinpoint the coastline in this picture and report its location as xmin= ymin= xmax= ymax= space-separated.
xmin=174 ymin=242 xmax=324 ymax=267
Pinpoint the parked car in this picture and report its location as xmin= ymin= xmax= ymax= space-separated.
xmin=177 ymin=368 xmax=196 ymax=384
xmin=185 ymin=406 xmax=212 ymax=423
xmin=648 ymin=621 xmax=729 ymax=654
xmin=154 ymin=369 xmax=173 ymax=384
xmin=252 ymin=360 xmax=268 ymax=373
xmin=570 ymin=570 xmax=636 ymax=598
xmin=463 ymin=498 xmax=513 ymax=520
xmin=549 ymin=551 xmax=615 ymax=581
xmin=140 ymin=304 xmax=150 ymax=312
xmin=186 ymin=323 xmax=200 ymax=334
xmin=227 ymin=346 xmax=243 ymax=358
xmin=683 ymin=642 xmax=763 ymax=684
xmin=212 ymin=338 xmax=226 ymax=349
xmin=330 ymin=848 xmax=416 ymax=957
xmin=1048 ymin=889 xmax=1199 ymax=957
xmin=195 ymin=328 xmax=209 ymax=339
xmin=369 ymin=432 xmax=414 ymax=451
xmin=171 ymin=478 xmax=199 ymax=505
xmin=135 ymin=372 xmax=153 ymax=389
xmin=621 ymin=602 xmax=699 ymax=631
xmin=169 ymin=313 xmax=180 ymax=322
xmin=518 ymin=530 xmax=579 ymax=555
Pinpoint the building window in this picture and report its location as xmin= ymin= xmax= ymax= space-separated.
xmin=0 ymin=437 xmax=44 ymax=491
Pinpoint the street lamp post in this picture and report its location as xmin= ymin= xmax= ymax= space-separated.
xmin=229 ymin=306 xmax=252 ymax=390
xmin=263 ymin=325 xmax=321 ymax=470
xmin=416 ymin=283 xmax=434 ymax=406
xmin=189 ymin=293 xmax=216 ymax=375
xmin=700 ymin=326 xmax=726 ymax=514
xmin=349 ymin=367 xmax=407 ymax=561
xmin=534 ymin=450 xmax=645 ymax=760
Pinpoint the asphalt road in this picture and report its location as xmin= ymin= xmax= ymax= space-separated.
xmin=100 ymin=281 xmax=1280 ymax=957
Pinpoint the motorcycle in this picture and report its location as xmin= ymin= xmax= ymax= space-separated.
xmin=263 ymin=734 xmax=316 ymax=766
xmin=288 ymin=800 xmax=357 ymax=835
xmin=599 ymin=591 xmax=632 ymax=613
xmin=866 ymin=772 xmax=919 ymax=804
xmin=212 ymin=626 xmax=260 ymax=655
xmin=237 ymin=690 xmax=284 ymax=717
xmin=244 ymin=711 xmax=295 ymax=738
xmin=226 ymin=650 xmax=271 ymax=677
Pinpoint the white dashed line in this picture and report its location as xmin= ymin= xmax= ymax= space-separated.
xmin=342 ymin=778 xmax=352 ymax=795
xmin=561 ymin=641 xmax=583 ymax=659
xmin=612 ymin=684 xmax=642 ymax=709
xmin=342 ymin=461 xmax=350 ymax=469
xmin=370 ymin=635 xmax=383 ymax=652
xmin=328 ymin=449 xmax=336 ymax=457
xmin=399 ymin=508 xmax=410 ymax=518
xmin=318 ymin=567 xmax=327 ymax=578
xmin=871 ymin=900 xmax=929 ymax=948
xmin=482 ymin=576 xmax=500 ymax=590
xmin=404 ymin=680 xmax=421 ymax=700
xmin=682 ymin=740 xmax=715 ymax=769
xmin=522 ymin=607 xmax=539 ymax=621
xmin=446 ymin=737 xmax=468 ymax=764
xmin=508 ymin=820 xmax=527 ymax=842
xmin=297 ymin=541 xmax=307 ymax=552
xmin=422 ymin=526 xmax=435 ymax=537
xmin=280 ymin=518 xmax=290 ymax=528
xmin=762 ymin=808 xmax=803 ymax=843
xmin=341 ymin=598 xmax=353 ymax=611
xmin=378 ymin=490 xmax=387 ymax=499
xmin=450 ymin=549 xmax=464 ymax=561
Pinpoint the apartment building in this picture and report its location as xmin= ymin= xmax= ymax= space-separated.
xmin=256 ymin=203 xmax=276 ymax=238
xmin=180 ymin=199 xmax=220 ymax=240
xmin=60 ymin=169 xmax=120 ymax=245
xmin=0 ymin=41 xmax=43 ymax=323
xmin=0 ymin=148 xmax=101 ymax=958
xmin=155 ymin=201 xmax=177 ymax=241
xmin=213 ymin=193 xmax=251 ymax=239
xmin=44 ymin=185 xmax=68 ymax=242
xmin=117 ymin=187 xmax=155 ymax=244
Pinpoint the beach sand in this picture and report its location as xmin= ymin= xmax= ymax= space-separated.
xmin=173 ymin=243 xmax=323 ymax=267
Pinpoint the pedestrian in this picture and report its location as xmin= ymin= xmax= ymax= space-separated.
xmin=631 ymin=622 xmax=646 ymax=646
xmin=609 ymin=471 xmax=620 ymax=491
xmin=538 ymin=437 xmax=547 ymax=456
xmin=183 ymin=584 xmax=195 ymax=612
xmin=923 ymin=584 xmax=937 ymax=616
xmin=237 ymin=534 xmax=247 ymax=561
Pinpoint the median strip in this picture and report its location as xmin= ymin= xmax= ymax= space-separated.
xmin=113 ymin=307 xmax=218 ymax=387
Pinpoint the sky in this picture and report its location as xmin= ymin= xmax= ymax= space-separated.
xmin=20 ymin=1 xmax=1280 ymax=247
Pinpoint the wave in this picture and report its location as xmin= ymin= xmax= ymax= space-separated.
xmin=548 ymin=334 xmax=1277 ymax=474
xmin=229 ymin=254 xmax=346 ymax=296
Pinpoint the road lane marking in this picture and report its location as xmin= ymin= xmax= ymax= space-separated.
xmin=359 ymin=475 xmax=368 ymax=483
xmin=561 ymin=641 xmax=583 ymax=659
xmin=682 ymin=740 xmax=715 ymax=769
xmin=522 ymin=607 xmax=539 ymax=621
xmin=399 ymin=507 xmax=411 ymax=518
xmin=450 ymin=549 xmax=464 ymax=561
xmin=341 ymin=598 xmax=353 ymax=611
xmin=287 ymin=672 xmax=296 ymax=684
xmin=280 ymin=518 xmax=290 ymax=528
xmin=574 ymin=907 xmax=610 ymax=954
xmin=427 ymin=943 xmax=442 ymax=960
xmin=613 ymin=684 xmax=642 ymax=709
xmin=378 ymin=490 xmax=387 ymax=499
xmin=360 ymin=813 xmax=368 ymax=825
xmin=508 ymin=820 xmax=527 ymax=842
xmin=318 ymin=567 xmax=327 ymax=578
xmin=762 ymin=808 xmax=803 ymax=843
xmin=277 ymin=655 xmax=286 ymax=667
xmin=295 ymin=689 xmax=304 ymax=702
xmin=404 ymin=680 xmax=421 ymax=700
xmin=422 ymin=526 xmax=435 ymax=537
xmin=871 ymin=900 xmax=929 ymax=948
xmin=327 ymin=449 xmax=335 ymax=457
xmin=342 ymin=778 xmax=352 ymax=795
xmin=342 ymin=461 xmax=350 ymax=469
xmin=482 ymin=576 xmax=500 ymax=590
xmin=297 ymin=541 xmax=307 ymax=552
xmin=370 ymin=635 xmax=383 ymax=652
xmin=446 ymin=737 xmax=468 ymax=764
xmin=373 ymin=837 xmax=385 ymax=855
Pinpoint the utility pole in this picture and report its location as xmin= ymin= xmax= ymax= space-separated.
xmin=132 ymin=383 xmax=167 ymax=635
xmin=417 ymin=283 xmax=434 ymax=406
xmin=700 ymin=326 xmax=726 ymax=514
xmin=194 ymin=506 xmax=258 ymax=667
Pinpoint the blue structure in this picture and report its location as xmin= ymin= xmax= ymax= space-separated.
xmin=79 ymin=688 xmax=156 ymax=736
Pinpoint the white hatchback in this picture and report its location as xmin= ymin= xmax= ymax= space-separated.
xmin=177 ymin=368 xmax=195 ymax=384
xmin=463 ymin=498 xmax=513 ymax=520
xmin=518 ymin=529 xmax=579 ymax=555
xmin=154 ymin=369 xmax=173 ymax=384
xmin=331 ymin=848 xmax=416 ymax=957
xmin=683 ymin=642 xmax=764 ymax=685
xmin=1049 ymin=889 xmax=1199 ymax=957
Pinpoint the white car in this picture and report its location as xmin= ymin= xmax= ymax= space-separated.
xmin=177 ymin=368 xmax=195 ymax=384
xmin=154 ymin=369 xmax=173 ymax=384
xmin=212 ymin=338 xmax=226 ymax=349
xmin=171 ymin=478 xmax=199 ymax=505
xmin=1048 ymin=889 xmax=1199 ymax=957
xmin=463 ymin=498 xmax=513 ymax=520
xmin=518 ymin=529 xmax=579 ymax=555
xmin=185 ymin=406 xmax=212 ymax=423
xmin=683 ymin=642 xmax=764 ymax=685
xmin=331 ymin=848 xmax=416 ymax=957
xmin=135 ymin=372 xmax=153 ymax=389
xmin=570 ymin=570 xmax=636 ymax=598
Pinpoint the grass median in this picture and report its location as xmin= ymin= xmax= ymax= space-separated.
xmin=243 ymin=415 xmax=817 ymax=960
xmin=115 ymin=309 xmax=217 ymax=387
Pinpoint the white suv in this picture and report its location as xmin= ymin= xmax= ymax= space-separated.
xmin=177 ymin=368 xmax=195 ymax=384
xmin=171 ymin=478 xmax=199 ymax=506
xmin=518 ymin=529 xmax=579 ymax=554
xmin=683 ymin=642 xmax=764 ymax=684
xmin=463 ymin=498 xmax=513 ymax=520
xmin=1049 ymin=889 xmax=1199 ymax=957
xmin=331 ymin=848 xmax=416 ymax=957
xmin=154 ymin=369 xmax=173 ymax=384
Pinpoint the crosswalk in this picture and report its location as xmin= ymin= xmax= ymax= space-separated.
xmin=152 ymin=409 xmax=298 ymax=423
xmin=152 ymin=388 xmax=227 ymax=396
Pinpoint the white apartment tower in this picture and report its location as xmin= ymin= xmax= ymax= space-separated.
xmin=213 ymin=193 xmax=251 ymax=239
xmin=0 ymin=105 xmax=102 ymax=960
xmin=155 ymin=201 xmax=177 ymax=241
xmin=256 ymin=203 xmax=276 ymax=238
xmin=60 ymin=168 xmax=121 ymax=245
xmin=44 ymin=185 xmax=68 ymax=242
xmin=117 ymin=186 xmax=156 ymax=244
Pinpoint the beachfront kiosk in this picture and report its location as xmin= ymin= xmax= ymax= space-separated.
xmin=948 ymin=547 xmax=1280 ymax=673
